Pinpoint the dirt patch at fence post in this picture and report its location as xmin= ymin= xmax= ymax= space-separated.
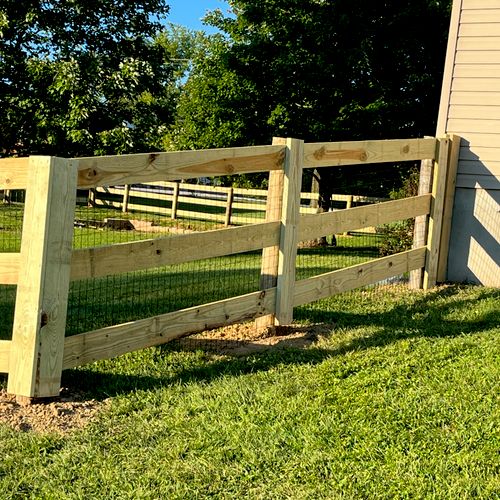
xmin=176 ymin=322 xmax=332 ymax=356
xmin=0 ymin=388 xmax=106 ymax=435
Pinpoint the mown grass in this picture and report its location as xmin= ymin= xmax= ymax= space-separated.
xmin=0 ymin=284 xmax=499 ymax=499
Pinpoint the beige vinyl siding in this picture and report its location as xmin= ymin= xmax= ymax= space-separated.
xmin=437 ymin=0 xmax=500 ymax=285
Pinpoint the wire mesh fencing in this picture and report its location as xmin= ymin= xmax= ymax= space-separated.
xmin=0 ymin=191 xmax=25 ymax=340
xmin=66 ymin=175 xmax=269 ymax=338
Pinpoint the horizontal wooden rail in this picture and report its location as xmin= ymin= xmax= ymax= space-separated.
xmin=298 ymin=194 xmax=432 ymax=241
xmin=93 ymin=198 xmax=261 ymax=224
xmin=63 ymin=288 xmax=276 ymax=368
xmin=0 ymin=340 xmax=10 ymax=373
xmin=303 ymin=138 xmax=437 ymax=168
xmin=149 ymin=181 xmax=269 ymax=198
xmin=0 ymin=158 xmax=29 ymax=190
xmin=0 ymin=253 xmax=20 ymax=284
xmin=76 ymin=145 xmax=286 ymax=188
xmin=71 ymin=221 xmax=280 ymax=280
xmin=293 ymin=247 xmax=427 ymax=307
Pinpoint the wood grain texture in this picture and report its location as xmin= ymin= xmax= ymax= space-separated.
xmin=410 ymin=158 xmax=434 ymax=289
xmin=293 ymin=248 xmax=427 ymax=307
xmin=256 ymin=138 xmax=286 ymax=329
xmin=303 ymin=138 xmax=437 ymax=168
xmin=76 ymin=145 xmax=285 ymax=188
xmin=424 ymin=138 xmax=451 ymax=289
xmin=438 ymin=135 xmax=461 ymax=282
xmin=63 ymin=288 xmax=276 ymax=369
xmin=298 ymin=194 xmax=432 ymax=241
xmin=0 ymin=157 xmax=30 ymax=189
xmin=71 ymin=221 xmax=280 ymax=280
xmin=275 ymin=138 xmax=303 ymax=325
xmin=0 ymin=340 xmax=10 ymax=373
xmin=0 ymin=253 xmax=20 ymax=284
xmin=7 ymin=157 xmax=77 ymax=398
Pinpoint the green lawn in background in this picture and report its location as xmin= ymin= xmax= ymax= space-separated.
xmin=0 ymin=284 xmax=498 ymax=499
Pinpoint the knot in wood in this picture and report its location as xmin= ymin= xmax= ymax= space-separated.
xmin=82 ymin=168 xmax=98 ymax=180
xmin=313 ymin=146 xmax=326 ymax=160
xmin=148 ymin=153 xmax=159 ymax=164
xmin=402 ymin=145 xmax=410 ymax=154
xmin=359 ymin=151 xmax=368 ymax=162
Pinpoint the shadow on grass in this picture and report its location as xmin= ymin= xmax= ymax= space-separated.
xmin=59 ymin=285 xmax=499 ymax=400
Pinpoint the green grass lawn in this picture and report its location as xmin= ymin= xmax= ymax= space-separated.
xmin=1 ymin=284 xmax=499 ymax=498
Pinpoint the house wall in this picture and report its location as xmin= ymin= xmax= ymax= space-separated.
xmin=437 ymin=0 xmax=500 ymax=285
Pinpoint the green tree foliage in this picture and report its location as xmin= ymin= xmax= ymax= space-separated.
xmin=169 ymin=0 xmax=451 ymax=194
xmin=0 ymin=1 xmax=184 ymax=157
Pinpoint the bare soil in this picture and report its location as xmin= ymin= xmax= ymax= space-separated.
xmin=0 ymin=322 xmax=329 ymax=434
xmin=176 ymin=321 xmax=331 ymax=356
xmin=0 ymin=387 xmax=106 ymax=435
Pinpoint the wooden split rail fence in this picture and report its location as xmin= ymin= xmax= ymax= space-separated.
xmin=90 ymin=182 xmax=386 ymax=227
xmin=0 ymin=135 xmax=460 ymax=400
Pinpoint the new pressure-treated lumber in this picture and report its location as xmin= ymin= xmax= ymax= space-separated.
xmin=71 ymin=221 xmax=280 ymax=280
xmin=410 ymin=138 xmax=436 ymax=289
xmin=303 ymin=138 xmax=437 ymax=168
xmin=256 ymin=138 xmax=286 ymax=329
xmin=224 ymin=187 xmax=234 ymax=226
xmin=424 ymin=137 xmax=451 ymax=289
xmin=0 ymin=253 xmax=20 ymax=285
xmin=437 ymin=135 xmax=460 ymax=282
xmin=63 ymin=288 xmax=277 ymax=369
xmin=275 ymin=138 xmax=303 ymax=325
xmin=76 ymin=145 xmax=285 ymax=188
xmin=293 ymin=248 xmax=427 ymax=307
xmin=298 ymin=194 xmax=432 ymax=241
xmin=0 ymin=340 xmax=10 ymax=373
xmin=0 ymin=157 xmax=30 ymax=190
xmin=7 ymin=157 xmax=77 ymax=399
xmin=122 ymin=184 xmax=131 ymax=212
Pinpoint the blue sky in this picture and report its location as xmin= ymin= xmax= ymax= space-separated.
xmin=166 ymin=0 xmax=231 ymax=33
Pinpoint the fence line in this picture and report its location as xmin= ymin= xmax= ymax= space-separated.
xmin=91 ymin=183 xmax=388 ymax=226
xmin=0 ymin=136 xmax=458 ymax=400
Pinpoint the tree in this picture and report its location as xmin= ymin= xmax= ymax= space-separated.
xmin=169 ymin=0 xmax=451 ymax=196
xmin=0 ymin=1 xmax=182 ymax=157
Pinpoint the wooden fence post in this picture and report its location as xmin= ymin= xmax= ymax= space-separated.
xmin=122 ymin=184 xmax=131 ymax=213
xmin=171 ymin=181 xmax=180 ymax=220
xmin=255 ymin=138 xmax=286 ymax=329
xmin=88 ymin=188 xmax=96 ymax=206
xmin=343 ymin=195 xmax=353 ymax=236
xmin=224 ymin=187 xmax=234 ymax=227
xmin=437 ymin=134 xmax=460 ymax=283
xmin=275 ymin=138 xmax=304 ymax=325
xmin=7 ymin=156 xmax=77 ymax=400
xmin=409 ymin=157 xmax=434 ymax=289
xmin=423 ymin=137 xmax=451 ymax=289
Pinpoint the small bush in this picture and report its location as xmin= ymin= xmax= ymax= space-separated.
xmin=378 ymin=168 xmax=419 ymax=256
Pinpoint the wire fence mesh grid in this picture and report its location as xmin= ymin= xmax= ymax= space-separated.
xmin=0 ymin=191 xmax=25 ymax=340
